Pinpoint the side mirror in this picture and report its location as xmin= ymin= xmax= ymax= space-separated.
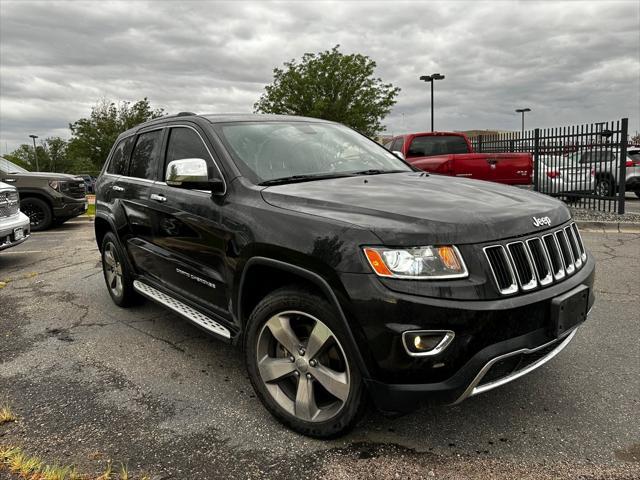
xmin=393 ymin=150 xmax=405 ymax=161
xmin=165 ymin=158 xmax=224 ymax=193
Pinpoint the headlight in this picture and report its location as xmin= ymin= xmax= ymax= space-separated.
xmin=363 ymin=245 xmax=468 ymax=279
xmin=48 ymin=180 xmax=60 ymax=191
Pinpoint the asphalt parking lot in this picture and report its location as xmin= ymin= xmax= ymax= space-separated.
xmin=0 ymin=218 xmax=638 ymax=479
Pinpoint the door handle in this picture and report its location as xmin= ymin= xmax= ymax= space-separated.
xmin=150 ymin=193 xmax=167 ymax=203
xmin=112 ymin=185 xmax=125 ymax=192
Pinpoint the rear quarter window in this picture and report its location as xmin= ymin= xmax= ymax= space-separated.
xmin=106 ymin=136 xmax=135 ymax=175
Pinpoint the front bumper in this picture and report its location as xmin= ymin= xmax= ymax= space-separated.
xmin=0 ymin=212 xmax=31 ymax=251
xmin=52 ymin=196 xmax=88 ymax=218
xmin=338 ymin=254 xmax=595 ymax=413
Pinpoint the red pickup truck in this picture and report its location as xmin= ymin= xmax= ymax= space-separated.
xmin=385 ymin=132 xmax=532 ymax=185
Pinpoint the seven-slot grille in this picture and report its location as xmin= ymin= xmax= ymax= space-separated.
xmin=0 ymin=190 xmax=20 ymax=218
xmin=484 ymin=222 xmax=587 ymax=295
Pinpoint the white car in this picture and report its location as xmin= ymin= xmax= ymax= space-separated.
xmin=536 ymin=154 xmax=595 ymax=196
xmin=0 ymin=181 xmax=30 ymax=251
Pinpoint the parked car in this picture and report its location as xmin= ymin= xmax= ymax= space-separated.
xmin=0 ymin=181 xmax=30 ymax=251
xmin=572 ymin=149 xmax=640 ymax=198
xmin=79 ymin=174 xmax=96 ymax=193
xmin=384 ymin=132 xmax=533 ymax=185
xmin=0 ymin=156 xmax=87 ymax=231
xmin=536 ymin=154 xmax=595 ymax=196
xmin=96 ymin=114 xmax=594 ymax=438
xmin=627 ymin=146 xmax=640 ymax=198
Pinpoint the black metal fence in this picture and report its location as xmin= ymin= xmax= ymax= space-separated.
xmin=471 ymin=118 xmax=630 ymax=213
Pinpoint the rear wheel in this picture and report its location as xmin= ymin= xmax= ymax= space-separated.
xmin=21 ymin=197 xmax=52 ymax=231
xmin=245 ymin=287 xmax=365 ymax=438
xmin=595 ymin=177 xmax=614 ymax=197
xmin=101 ymin=232 xmax=137 ymax=307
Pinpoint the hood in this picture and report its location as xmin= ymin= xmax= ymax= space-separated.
xmin=261 ymin=172 xmax=571 ymax=245
xmin=3 ymin=171 xmax=82 ymax=181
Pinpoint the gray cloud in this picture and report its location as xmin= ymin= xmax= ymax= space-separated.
xmin=1 ymin=0 xmax=638 ymax=153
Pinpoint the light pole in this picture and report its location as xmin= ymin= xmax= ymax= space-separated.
xmin=420 ymin=73 xmax=445 ymax=132
xmin=515 ymin=108 xmax=531 ymax=137
xmin=29 ymin=134 xmax=39 ymax=171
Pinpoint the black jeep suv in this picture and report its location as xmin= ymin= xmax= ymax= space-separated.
xmin=95 ymin=113 xmax=595 ymax=438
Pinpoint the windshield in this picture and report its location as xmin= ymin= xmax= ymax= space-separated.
xmin=0 ymin=156 xmax=29 ymax=173
xmin=216 ymin=122 xmax=412 ymax=184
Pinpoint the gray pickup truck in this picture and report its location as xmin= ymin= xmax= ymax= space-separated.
xmin=0 ymin=156 xmax=87 ymax=231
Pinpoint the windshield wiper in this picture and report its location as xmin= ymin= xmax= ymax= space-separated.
xmin=259 ymin=173 xmax=351 ymax=186
xmin=349 ymin=169 xmax=407 ymax=176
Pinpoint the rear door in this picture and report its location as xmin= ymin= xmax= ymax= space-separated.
xmin=120 ymin=128 xmax=166 ymax=274
xmin=144 ymin=124 xmax=230 ymax=318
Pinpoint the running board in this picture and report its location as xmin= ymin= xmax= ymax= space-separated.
xmin=133 ymin=280 xmax=231 ymax=339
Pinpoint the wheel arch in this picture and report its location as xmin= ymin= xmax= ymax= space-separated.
xmin=237 ymin=256 xmax=370 ymax=378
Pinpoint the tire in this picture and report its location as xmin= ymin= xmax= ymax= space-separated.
xmin=101 ymin=231 xmax=137 ymax=307
xmin=20 ymin=197 xmax=52 ymax=231
xmin=244 ymin=286 xmax=365 ymax=438
xmin=595 ymin=177 xmax=614 ymax=197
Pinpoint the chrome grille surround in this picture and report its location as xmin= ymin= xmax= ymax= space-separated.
xmin=484 ymin=222 xmax=587 ymax=295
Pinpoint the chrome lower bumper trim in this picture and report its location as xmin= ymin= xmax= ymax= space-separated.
xmin=452 ymin=327 xmax=578 ymax=405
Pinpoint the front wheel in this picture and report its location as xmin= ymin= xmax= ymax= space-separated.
xmin=21 ymin=197 xmax=52 ymax=231
xmin=245 ymin=287 xmax=365 ymax=438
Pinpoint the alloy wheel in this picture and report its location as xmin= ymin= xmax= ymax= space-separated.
xmin=22 ymin=202 xmax=46 ymax=228
xmin=103 ymin=242 xmax=123 ymax=298
xmin=256 ymin=311 xmax=350 ymax=423
xmin=596 ymin=179 xmax=611 ymax=197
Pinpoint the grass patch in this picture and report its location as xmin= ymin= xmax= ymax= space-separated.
xmin=0 ymin=404 xmax=17 ymax=425
xmin=0 ymin=446 xmax=150 ymax=480
xmin=86 ymin=204 xmax=96 ymax=217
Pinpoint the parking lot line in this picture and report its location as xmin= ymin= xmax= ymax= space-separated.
xmin=0 ymin=250 xmax=44 ymax=254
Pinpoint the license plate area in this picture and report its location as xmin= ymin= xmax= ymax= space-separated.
xmin=13 ymin=227 xmax=24 ymax=241
xmin=550 ymin=285 xmax=589 ymax=338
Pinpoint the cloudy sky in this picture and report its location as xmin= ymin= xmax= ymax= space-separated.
xmin=1 ymin=0 xmax=638 ymax=153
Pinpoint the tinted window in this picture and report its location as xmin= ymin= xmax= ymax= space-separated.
xmin=581 ymin=151 xmax=616 ymax=163
xmin=407 ymin=135 xmax=469 ymax=157
xmin=391 ymin=138 xmax=404 ymax=152
xmin=165 ymin=127 xmax=212 ymax=175
xmin=129 ymin=130 xmax=163 ymax=180
xmin=106 ymin=136 xmax=135 ymax=175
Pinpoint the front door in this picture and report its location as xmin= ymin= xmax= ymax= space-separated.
xmin=144 ymin=125 xmax=230 ymax=318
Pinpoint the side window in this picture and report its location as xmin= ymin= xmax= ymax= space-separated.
xmin=391 ymin=138 xmax=404 ymax=152
xmin=129 ymin=130 xmax=163 ymax=180
xmin=106 ymin=136 xmax=134 ymax=175
xmin=165 ymin=127 xmax=214 ymax=176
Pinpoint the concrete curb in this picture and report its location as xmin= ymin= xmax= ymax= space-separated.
xmin=574 ymin=220 xmax=640 ymax=233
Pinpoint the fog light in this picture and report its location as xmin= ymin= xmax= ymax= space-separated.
xmin=402 ymin=330 xmax=455 ymax=357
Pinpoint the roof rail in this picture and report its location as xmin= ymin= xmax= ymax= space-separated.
xmin=177 ymin=111 xmax=196 ymax=117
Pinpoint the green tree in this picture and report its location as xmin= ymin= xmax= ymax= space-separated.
xmin=67 ymin=98 xmax=164 ymax=169
xmin=44 ymin=136 xmax=68 ymax=172
xmin=254 ymin=45 xmax=400 ymax=138
xmin=4 ymin=144 xmax=49 ymax=171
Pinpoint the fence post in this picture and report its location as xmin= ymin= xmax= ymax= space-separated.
xmin=533 ymin=128 xmax=540 ymax=191
xmin=477 ymin=135 xmax=483 ymax=153
xmin=617 ymin=118 xmax=628 ymax=214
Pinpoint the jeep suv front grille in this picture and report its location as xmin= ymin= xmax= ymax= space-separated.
xmin=0 ymin=190 xmax=19 ymax=218
xmin=484 ymin=222 xmax=587 ymax=295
